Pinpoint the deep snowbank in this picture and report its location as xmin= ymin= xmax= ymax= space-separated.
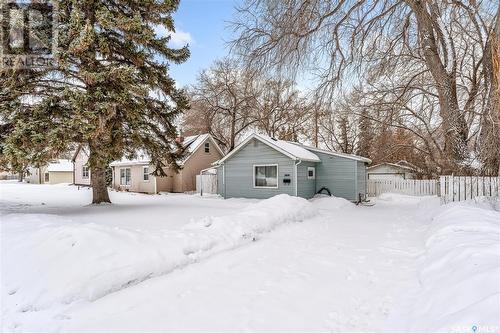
xmin=408 ymin=200 xmax=500 ymax=332
xmin=1 ymin=194 xmax=315 ymax=318
xmin=310 ymin=195 xmax=354 ymax=211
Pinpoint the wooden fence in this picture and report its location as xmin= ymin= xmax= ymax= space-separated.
xmin=439 ymin=176 xmax=500 ymax=203
xmin=367 ymin=179 xmax=438 ymax=197
xmin=196 ymin=174 xmax=217 ymax=195
xmin=367 ymin=176 xmax=500 ymax=202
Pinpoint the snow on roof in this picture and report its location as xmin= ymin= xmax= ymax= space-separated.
xmin=258 ymin=135 xmax=321 ymax=162
xmin=109 ymin=134 xmax=222 ymax=167
xmin=47 ymin=159 xmax=73 ymax=172
xmin=109 ymin=151 xmax=151 ymax=167
xmin=216 ymin=133 xmax=321 ymax=164
xmin=184 ymin=134 xmax=208 ymax=154
xmin=216 ymin=133 xmax=372 ymax=165
xmin=71 ymin=145 xmax=89 ymax=162
xmin=367 ymin=162 xmax=415 ymax=171
xmin=293 ymin=144 xmax=372 ymax=164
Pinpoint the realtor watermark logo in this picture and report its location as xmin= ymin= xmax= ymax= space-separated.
xmin=1 ymin=0 xmax=57 ymax=69
xmin=451 ymin=325 xmax=499 ymax=333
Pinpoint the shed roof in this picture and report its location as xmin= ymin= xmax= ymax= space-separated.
xmin=367 ymin=162 xmax=416 ymax=172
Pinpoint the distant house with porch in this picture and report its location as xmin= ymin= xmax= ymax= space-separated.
xmin=214 ymin=133 xmax=371 ymax=201
xmin=110 ymin=134 xmax=224 ymax=194
xmin=367 ymin=162 xmax=417 ymax=180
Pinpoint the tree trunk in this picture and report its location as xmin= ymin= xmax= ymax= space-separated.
xmin=230 ymin=111 xmax=236 ymax=151
xmin=408 ymin=0 xmax=469 ymax=171
xmin=90 ymin=164 xmax=110 ymax=204
xmin=89 ymin=141 xmax=111 ymax=204
xmin=480 ymin=8 xmax=500 ymax=175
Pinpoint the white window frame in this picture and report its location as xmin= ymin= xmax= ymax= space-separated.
xmin=253 ymin=164 xmax=279 ymax=189
xmin=143 ymin=166 xmax=150 ymax=182
xmin=120 ymin=167 xmax=131 ymax=186
xmin=204 ymin=142 xmax=210 ymax=153
xmin=82 ymin=166 xmax=90 ymax=179
xmin=307 ymin=166 xmax=316 ymax=180
xmin=44 ymin=172 xmax=49 ymax=182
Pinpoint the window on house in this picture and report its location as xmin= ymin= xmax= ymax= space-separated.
xmin=120 ymin=168 xmax=131 ymax=185
xmin=204 ymin=142 xmax=210 ymax=153
xmin=254 ymin=165 xmax=278 ymax=188
xmin=307 ymin=167 xmax=316 ymax=180
xmin=44 ymin=173 xmax=49 ymax=182
xmin=143 ymin=166 xmax=149 ymax=181
xmin=82 ymin=166 xmax=89 ymax=179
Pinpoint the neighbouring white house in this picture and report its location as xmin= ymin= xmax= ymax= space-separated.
xmin=26 ymin=159 xmax=73 ymax=184
xmin=367 ymin=162 xmax=417 ymax=180
xmin=110 ymin=134 xmax=224 ymax=194
xmin=72 ymin=145 xmax=91 ymax=186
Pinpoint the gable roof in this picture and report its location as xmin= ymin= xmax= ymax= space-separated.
xmin=109 ymin=134 xmax=224 ymax=167
xmin=179 ymin=134 xmax=224 ymax=165
xmin=71 ymin=145 xmax=89 ymax=162
xmin=367 ymin=162 xmax=416 ymax=172
xmin=293 ymin=144 xmax=372 ymax=164
xmin=216 ymin=133 xmax=321 ymax=164
xmin=47 ymin=159 xmax=73 ymax=172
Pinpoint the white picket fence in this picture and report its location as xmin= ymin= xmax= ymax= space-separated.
xmin=196 ymin=174 xmax=217 ymax=195
xmin=367 ymin=179 xmax=438 ymax=197
xmin=367 ymin=176 xmax=500 ymax=202
xmin=439 ymin=176 xmax=500 ymax=203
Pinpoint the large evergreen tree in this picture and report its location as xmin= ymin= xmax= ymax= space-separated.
xmin=1 ymin=0 xmax=189 ymax=203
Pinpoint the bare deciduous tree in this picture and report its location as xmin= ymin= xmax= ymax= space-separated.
xmin=184 ymin=59 xmax=315 ymax=150
xmin=186 ymin=58 xmax=258 ymax=151
xmin=231 ymin=0 xmax=499 ymax=173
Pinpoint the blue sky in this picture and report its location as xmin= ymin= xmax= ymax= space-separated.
xmin=168 ymin=0 xmax=242 ymax=88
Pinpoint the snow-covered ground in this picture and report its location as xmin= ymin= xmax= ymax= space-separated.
xmin=1 ymin=181 xmax=499 ymax=332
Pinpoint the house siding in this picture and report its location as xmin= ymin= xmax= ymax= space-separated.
xmin=367 ymin=164 xmax=415 ymax=180
xmin=222 ymin=138 xmax=295 ymax=199
xmin=311 ymin=151 xmax=357 ymax=201
xmin=26 ymin=166 xmax=47 ymax=184
xmin=216 ymin=165 xmax=225 ymax=197
xmin=156 ymin=167 xmax=174 ymax=192
xmin=73 ymin=148 xmax=91 ymax=186
xmin=112 ymin=164 xmax=156 ymax=194
xmin=297 ymin=161 xmax=317 ymax=199
xmin=172 ymin=137 xmax=223 ymax=192
xmin=47 ymin=171 xmax=73 ymax=184
xmin=357 ymin=161 xmax=367 ymax=199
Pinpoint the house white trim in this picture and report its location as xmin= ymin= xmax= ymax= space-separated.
xmin=119 ymin=167 xmax=132 ymax=186
xmin=216 ymin=133 xmax=320 ymax=165
xmin=253 ymin=164 xmax=279 ymax=189
xmin=180 ymin=134 xmax=225 ymax=166
xmin=142 ymin=166 xmax=150 ymax=182
xmin=307 ymin=166 xmax=316 ymax=179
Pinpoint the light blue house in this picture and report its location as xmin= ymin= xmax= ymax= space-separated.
xmin=214 ymin=134 xmax=371 ymax=201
